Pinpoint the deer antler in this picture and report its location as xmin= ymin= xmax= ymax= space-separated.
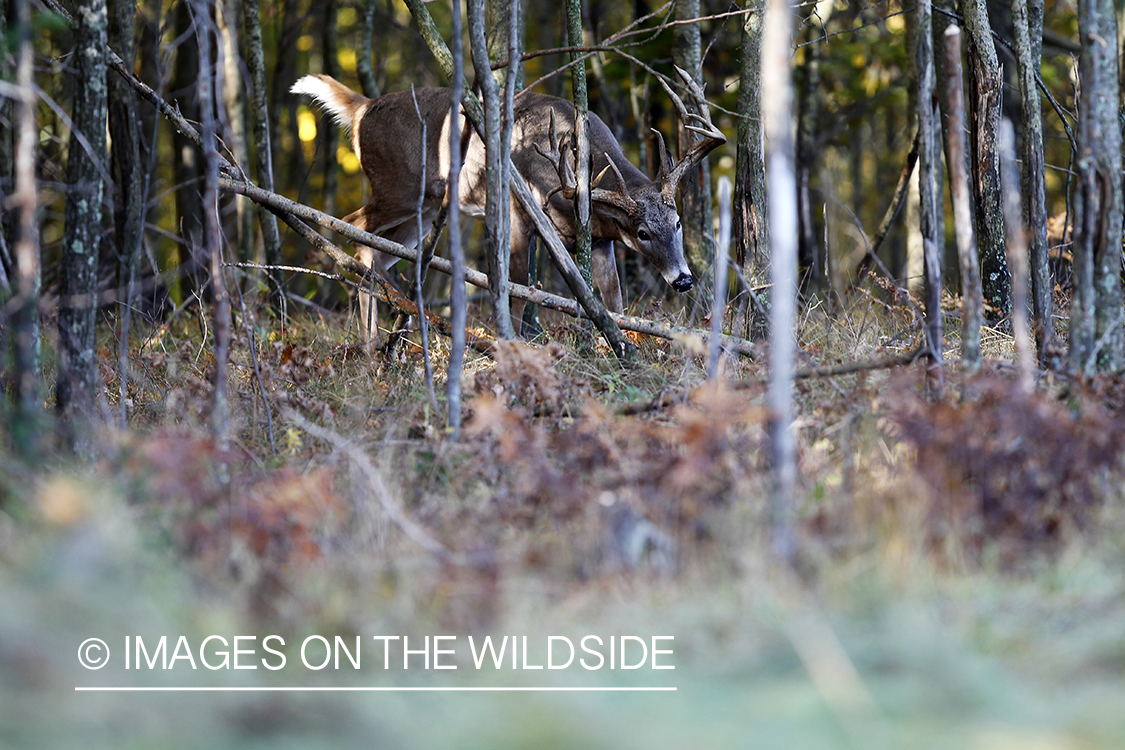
xmin=534 ymin=109 xmax=577 ymax=206
xmin=535 ymin=111 xmax=641 ymax=218
xmin=655 ymin=65 xmax=727 ymax=198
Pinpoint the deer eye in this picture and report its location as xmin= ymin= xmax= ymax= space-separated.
xmin=676 ymin=220 xmax=682 ymax=230
xmin=638 ymin=229 xmax=651 ymax=242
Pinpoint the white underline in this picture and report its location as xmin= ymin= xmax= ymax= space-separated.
xmin=75 ymin=686 xmax=676 ymax=692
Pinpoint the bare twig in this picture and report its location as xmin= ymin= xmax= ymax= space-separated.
xmin=287 ymin=411 xmax=459 ymax=562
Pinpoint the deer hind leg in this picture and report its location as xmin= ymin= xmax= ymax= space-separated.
xmin=592 ymin=239 xmax=624 ymax=313
xmin=508 ymin=212 xmax=539 ymax=338
xmin=344 ymin=204 xmax=403 ymax=349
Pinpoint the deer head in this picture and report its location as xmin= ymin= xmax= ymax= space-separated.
xmin=534 ymin=66 xmax=726 ymax=294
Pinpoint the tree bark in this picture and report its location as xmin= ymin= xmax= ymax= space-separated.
xmin=468 ymin=0 xmax=515 ymax=339
xmin=916 ymin=0 xmax=943 ymax=372
xmin=9 ymin=0 xmax=42 ymax=454
xmin=942 ymin=26 xmax=983 ymax=372
xmin=763 ymin=0 xmax=797 ymax=562
xmin=170 ymin=0 xmax=205 ymax=297
xmin=58 ymin=0 xmax=109 ymax=449
xmin=962 ymin=0 xmax=1011 ymax=317
xmin=319 ymin=0 xmax=339 ymax=217
xmin=108 ymin=0 xmax=144 ymax=429
xmin=565 ymin=0 xmax=594 ymax=293
xmin=357 ymin=0 xmax=382 ymax=99
xmin=447 ymin=0 xmax=467 ymax=437
xmin=1071 ymin=0 xmax=1124 ymax=373
xmin=193 ymin=0 xmax=231 ymax=446
xmin=1011 ymin=0 xmax=1053 ymax=354
xmin=243 ymin=0 xmax=284 ymax=304
xmin=735 ymin=0 xmax=769 ymax=340
xmin=673 ymin=0 xmax=713 ymax=297
xmin=795 ymin=22 xmax=822 ymax=290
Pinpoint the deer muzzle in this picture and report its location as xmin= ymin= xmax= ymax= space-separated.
xmin=671 ymin=272 xmax=694 ymax=293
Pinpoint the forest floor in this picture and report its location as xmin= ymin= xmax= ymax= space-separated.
xmin=3 ymin=289 xmax=1125 ymax=749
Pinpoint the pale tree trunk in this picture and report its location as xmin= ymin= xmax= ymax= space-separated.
xmin=942 ymin=26 xmax=983 ymax=372
xmin=1071 ymin=0 xmax=1124 ymax=373
xmin=674 ymin=0 xmax=713 ymax=298
xmin=1000 ymin=120 xmax=1035 ymax=390
xmin=0 ymin=0 xmax=11 ymax=285
xmin=58 ymin=0 xmax=109 ymax=450
xmin=1012 ymin=0 xmax=1053 ymax=355
xmin=219 ymin=0 xmax=253 ymax=263
xmin=447 ymin=0 xmax=467 ymax=437
xmin=962 ymin=0 xmax=1011 ymax=317
xmin=916 ymin=0 xmax=943 ymax=373
xmin=735 ymin=0 xmax=769 ymax=340
xmin=468 ymin=0 xmax=515 ymax=339
xmin=9 ymin=0 xmax=41 ymax=454
xmin=904 ymin=0 xmax=923 ymax=293
xmin=763 ymin=0 xmax=797 ymax=562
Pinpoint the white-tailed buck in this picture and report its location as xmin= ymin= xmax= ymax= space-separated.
xmin=291 ymin=68 xmax=725 ymax=338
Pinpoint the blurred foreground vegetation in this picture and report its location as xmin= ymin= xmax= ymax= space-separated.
xmin=3 ymin=298 xmax=1125 ymax=749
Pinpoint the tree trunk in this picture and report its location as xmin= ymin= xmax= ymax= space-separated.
xmin=244 ymin=0 xmax=284 ymax=304
xmin=193 ymin=0 xmax=231 ymax=446
xmin=1071 ymin=0 xmax=1124 ymax=373
xmin=468 ymin=0 xmax=515 ymax=338
xmin=735 ymin=0 xmax=769 ymax=339
xmin=319 ymin=0 xmax=339 ymax=217
xmin=58 ymin=0 xmax=109 ymax=449
xmin=962 ymin=0 xmax=1010 ymax=317
xmin=9 ymin=0 xmax=41 ymax=454
xmin=108 ymin=0 xmax=144 ymax=429
xmin=673 ymin=0 xmax=713 ymax=298
xmin=170 ymin=0 xmax=205 ymax=297
xmin=0 ymin=0 xmax=13 ymax=298
xmin=1011 ymin=0 xmax=1053 ymax=355
xmin=763 ymin=0 xmax=797 ymax=562
xmin=565 ymin=0 xmax=593 ymax=285
xmin=795 ymin=21 xmax=822 ymax=290
xmin=942 ymin=25 xmax=983 ymax=371
xmin=447 ymin=0 xmax=467 ymax=436
xmin=357 ymin=0 xmax=382 ymax=99
xmin=916 ymin=0 xmax=943 ymax=371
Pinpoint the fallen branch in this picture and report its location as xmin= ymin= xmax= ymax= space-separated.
xmin=287 ymin=410 xmax=464 ymax=564
xmin=219 ymin=177 xmax=762 ymax=358
xmin=617 ymin=347 xmax=925 ymax=415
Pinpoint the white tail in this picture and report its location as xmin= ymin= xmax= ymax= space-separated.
xmin=290 ymin=74 xmax=367 ymax=135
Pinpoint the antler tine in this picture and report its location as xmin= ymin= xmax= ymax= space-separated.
xmin=650 ymin=127 xmax=670 ymax=183
xmin=593 ymin=152 xmax=629 ymax=196
xmin=655 ymin=66 xmax=727 ymax=198
xmin=590 ymin=152 xmax=641 ymax=218
xmin=534 ymin=108 xmax=577 ymax=205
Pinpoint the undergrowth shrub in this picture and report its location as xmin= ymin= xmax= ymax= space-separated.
xmin=886 ymin=373 xmax=1125 ymax=563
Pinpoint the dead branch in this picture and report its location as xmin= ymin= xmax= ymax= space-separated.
xmin=617 ymin=347 xmax=925 ymax=416
xmin=218 ymin=176 xmax=762 ymax=358
xmin=287 ymin=410 xmax=462 ymax=564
